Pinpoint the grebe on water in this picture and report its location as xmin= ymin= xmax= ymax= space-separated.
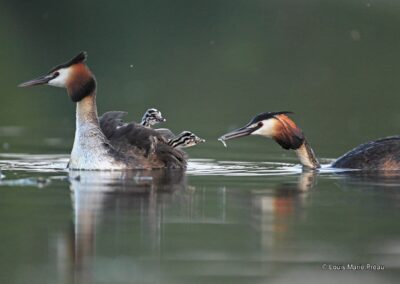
xmin=19 ymin=52 xmax=186 ymax=170
xmin=219 ymin=111 xmax=400 ymax=171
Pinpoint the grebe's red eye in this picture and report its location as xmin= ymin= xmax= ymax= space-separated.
xmin=258 ymin=122 xmax=263 ymax=127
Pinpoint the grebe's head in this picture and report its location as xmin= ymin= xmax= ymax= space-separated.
xmin=18 ymin=52 xmax=96 ymax=102
xmin=169 ymin=131 xmax=206 ymax=148
xmin=141 ymin=108 xmax=166 ymax=127
xmin=219 ymin=111 xmax=305 ymax=150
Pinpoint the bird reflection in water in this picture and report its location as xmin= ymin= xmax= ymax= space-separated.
xmin=64 ymin=169 xmax=188 ymax=284
xmin=57 ymin=170 xmax=319 ymax=284
xmin=250 ymin=171 xmax=317 ymax=249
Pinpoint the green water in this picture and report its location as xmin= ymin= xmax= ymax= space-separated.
xmin=1 ymin=0 xmax=400 ymax=283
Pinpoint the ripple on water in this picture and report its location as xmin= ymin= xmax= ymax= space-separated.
xmin=187 ymin=159 xmax=349 ymax=176
xmin=0 ymin=153 xmax=349 ymax=179
xmin=0 ymin=153 xmax=69 ymax=172
xmin=187 ymin=159 xmax=302 ymax=176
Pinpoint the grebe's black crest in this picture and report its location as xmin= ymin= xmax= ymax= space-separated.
xmin=48 ymin=51 xmax=87 ymax=74
xmin=250 ymin=111 xmax=293 ymax=124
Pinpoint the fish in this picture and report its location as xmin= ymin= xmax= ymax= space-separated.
xmin=218 ymin=138 xmax=228 ymax=148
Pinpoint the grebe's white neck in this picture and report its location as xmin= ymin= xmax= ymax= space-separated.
xmin=295 ymin=139 xmax=320 ymax=169
xmin=69 ymin=92 xmax=125 ymax=170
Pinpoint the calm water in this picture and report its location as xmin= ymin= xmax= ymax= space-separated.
xmin=0 ymin=152 xmax=399 ymax=284
xmin=2 ymin=0 xmax=400 ymax=283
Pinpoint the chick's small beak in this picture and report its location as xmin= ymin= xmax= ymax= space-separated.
xmin=18 ymin=74 xmax=53 ymax=87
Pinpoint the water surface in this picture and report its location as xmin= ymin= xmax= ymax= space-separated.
xmin=0 ymin=153 xmax=399 ymax=284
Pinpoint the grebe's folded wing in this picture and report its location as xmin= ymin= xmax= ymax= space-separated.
xmin=332 ymin=136 xmax=400 ymax=170
xmin=99 ymin=111 xmax=128 ymax=138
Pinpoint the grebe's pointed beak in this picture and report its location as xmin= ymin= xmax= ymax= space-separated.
xmin=18 ymin=74 xmax=54 ymax=87
xmin=219 ymin=123 xmax=261 ymax=142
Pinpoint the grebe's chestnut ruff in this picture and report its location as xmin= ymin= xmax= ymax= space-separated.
xmin=219 ymin=111 xmax=400 ymax=171
xmin=19 ymin=52 xmax=186 ymax=170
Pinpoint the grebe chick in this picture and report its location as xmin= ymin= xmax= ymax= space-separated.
xmin=140 ymin=108 xmax=165 ymax=128
xmin=219 ymin=111 xmax=400 ymax=171
xmin=155 ymin=128 xmax=205 ymax=148
xmin=168 ymin=131 xmax=205 ymax=148
xmin=19 ymin=52 xmax=186 ymax=170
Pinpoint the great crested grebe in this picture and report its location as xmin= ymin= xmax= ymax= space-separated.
xmin=19 ymin=52 xmax=186 ymax=170
xmin=219 ymin=111 xmax=400 ymax=171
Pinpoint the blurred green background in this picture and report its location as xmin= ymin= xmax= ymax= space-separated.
xmin=1 ymin=0 xmax=400 ymax=160
xmin=2 ymin=2 xmax=400 ymax=283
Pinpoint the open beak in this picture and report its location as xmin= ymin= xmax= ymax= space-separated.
xmin=18 ymin=74 xmax=53 ymax=87
xmin=219 ymin=124 xmax=260 ymax=142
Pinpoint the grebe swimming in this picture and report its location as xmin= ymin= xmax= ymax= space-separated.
xmin=219 ymin=111 xmax=400 ymax=170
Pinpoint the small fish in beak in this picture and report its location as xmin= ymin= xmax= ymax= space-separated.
xmin=218 ymin=138 xmax=228 ymax=148
xmin=218 ymin=123 xmax=262 ymax=147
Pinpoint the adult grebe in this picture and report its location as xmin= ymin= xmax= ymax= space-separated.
xmin=219 ymin=111 xmax=400 ymax=170
xmin=18 ymin=52 xmax=186 ymax=170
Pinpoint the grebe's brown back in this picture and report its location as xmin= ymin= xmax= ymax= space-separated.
xmin=219 ymin=112 xmax=400 ymax=171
